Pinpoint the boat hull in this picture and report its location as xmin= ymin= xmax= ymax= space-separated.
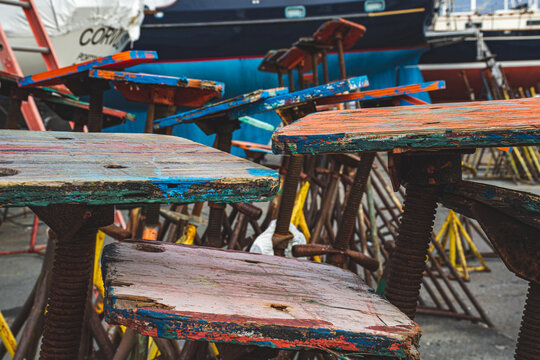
xmin=420 ymin=30 xmax=540 ymax=102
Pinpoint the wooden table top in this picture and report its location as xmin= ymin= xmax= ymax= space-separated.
xmin=272 ymin=98 xmax=540 ymax=155
xmin=0 ymin=131 xmax=279 ymax=207
xmin=89 ymin=70 xmax=225 ymax=107
xmin=17 ymin=51 xmax=158 ymax=88
xmin=154 ymin=76 xmax=369 ymax=130
xmin=103 ymin=240 xmax=420 ymax=357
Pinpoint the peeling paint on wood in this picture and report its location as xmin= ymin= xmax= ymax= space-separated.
xmin=272 ymin=98 xmax=540 ymax=155
xmin=154 ymin=76 xmax=369 ymax=130
xmin=0 ymin=130 xmax=279 ymax=207
xmin=17 ymin=51 xmax=158 ymax=88
xmin=103 ymin=240 xmax=421 ymax=358
xmin=315 ymin=81 xmax=446 ymax=105
xmin=88 ymin=70 xmax=225 ymax=107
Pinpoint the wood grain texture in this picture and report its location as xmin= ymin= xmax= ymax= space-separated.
xmin=103 ymin=240 xmax=420 ymax=358
xmin=272 ymin=98 xmax=540 ymax=155
xmin=17 ymin=51 xmax=158 ymax=88
xmin=154 ymin=76 xmax=369 ymax=130
xmin=0 ymin=130 xmax=279 ymax=207
xmin=89 ymin=70 xmax=225 ymax=107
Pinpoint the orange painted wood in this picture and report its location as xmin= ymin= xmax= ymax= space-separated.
xmin=272 ymin=98 xmax=540 ymax=155
xmin=103 ymin=240 xmax=421 ymax=358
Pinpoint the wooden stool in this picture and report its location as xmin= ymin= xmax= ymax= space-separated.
xmin=103 ymin=239 xmax=421 ymax=359
xmin=0 ymin=130 xmax=279 ymax=359
xmin=272 ymin=97 xmax=540 ymax=359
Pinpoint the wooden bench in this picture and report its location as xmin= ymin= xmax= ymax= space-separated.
xmin=272 ymin=97 xmax=540 ymax=359
xmin=103 ymin=239 xmax=421 ymax=359
xmin=0 ymin=130 xmax=279 ymax=358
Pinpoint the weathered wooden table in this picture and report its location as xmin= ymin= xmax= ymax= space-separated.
xmin=103 ymin=239 xmax=421 ymax=359
xmin=0 ymin=130 xmax=279 ymax=359
xmin=18 ymin=51 xmax=158 ymax=132
xmin=272 ymin=98 xmax=540 ymax=359
xmin=87 ymin=69 xmax=225 ymax=134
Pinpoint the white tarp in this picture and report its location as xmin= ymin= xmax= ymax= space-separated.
xmin=1 ymin=0 xmax=145 ymax=41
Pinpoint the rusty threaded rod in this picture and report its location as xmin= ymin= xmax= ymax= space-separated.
xmin=206 ymin=128 xmax=233 ymax=247
xmin=275 ymin=155 xmax=304 ymax=236
xmin=385 ymin=184 xmax=439 ymax=319
xmin=515 ymin=281 xmax=540 ymax=360
xmin=39 ymin=227 xmax=96 ymax=359
xmin=329 ymin=153 xmax=374 ymax=267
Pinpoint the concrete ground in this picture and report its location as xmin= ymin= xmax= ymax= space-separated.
xmin=0 ymin=179 xmax=536 ymax=359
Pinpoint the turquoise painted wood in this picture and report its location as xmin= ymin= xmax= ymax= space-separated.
xmin=0 ymin=130 xmax=279 ymax=207
xmin=153 ymin=76 xmax=369 ymax=130
xmin=272 ymin=98 xmax=540 ymax=155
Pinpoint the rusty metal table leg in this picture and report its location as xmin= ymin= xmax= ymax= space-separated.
xmin=515 ymin=282 xmax=540 ymax=359
xmin=321 ymin=49 xmax=330 ymax=85
xmin=272 ymin=154 xmax=304 ymax=256
xmin=384 ymin=151 xmax=462 ymax=319
xmin=30 ymin=204 xmax=113 ymax=359
xmin=206 ymin=123 xmax=235 ymax=248
xmin=287 ymin=70 xmax=295 ymax=91
xmin=328 ymin=152 xmax=375 ymax=267
xmin=87 ymin=81 xmax=107 ymax=133
xmin=335 ymin=34 xmax=346 ymax=80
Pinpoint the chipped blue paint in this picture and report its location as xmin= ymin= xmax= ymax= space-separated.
xmin=246 ymin=168 xmax=280 ymax=177
xmin=154 ymin=76 xmax=368 ymax=130
xmin=154 ymin=87 xmax=289 ymax=129
xmin=104 ymin=305 xmax=412 ymax=358
xmin=272 ymin=130 xmax=540 ymax=155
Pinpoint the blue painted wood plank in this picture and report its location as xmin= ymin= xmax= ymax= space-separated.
xmin=272 ymin=98 xmax=540 ymax=155
xmin=18 ymin=51 xmax=158 ymax=88
xmin=154 ymin=76 xmax=369 ymax=130
xmin=88 ymin=70 xmax=225 ymax=97
xmin=153 ymin=87 xmax=289 ymax=129
xmin=0 ymin=130 xmax=279 ymax=207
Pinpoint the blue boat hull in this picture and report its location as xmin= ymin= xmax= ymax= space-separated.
xmin=107 ymin=48 xmax=429 ymax=154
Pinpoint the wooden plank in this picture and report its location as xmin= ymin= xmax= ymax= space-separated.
xmin=442 ymin=181 xmax=540 ymax=231
xmin=17 ymin=51 xmax=158 ymax=88
xmin=315 ymin=81 xmax=446 ymax=105
xmin=153 ymin=87 xmax=288 ymax=129
xmin=154 ymin=76 xmax=369 ymax=130
xmin=89 ymin=70 xmax=225 ymax=107
xmin=0 ymin=130 xmax=279 ymax=207
xmin=272 ymin=98 xmax=540 ymax=155
xmin=103 ymin=240 xmax=421 ymax=358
